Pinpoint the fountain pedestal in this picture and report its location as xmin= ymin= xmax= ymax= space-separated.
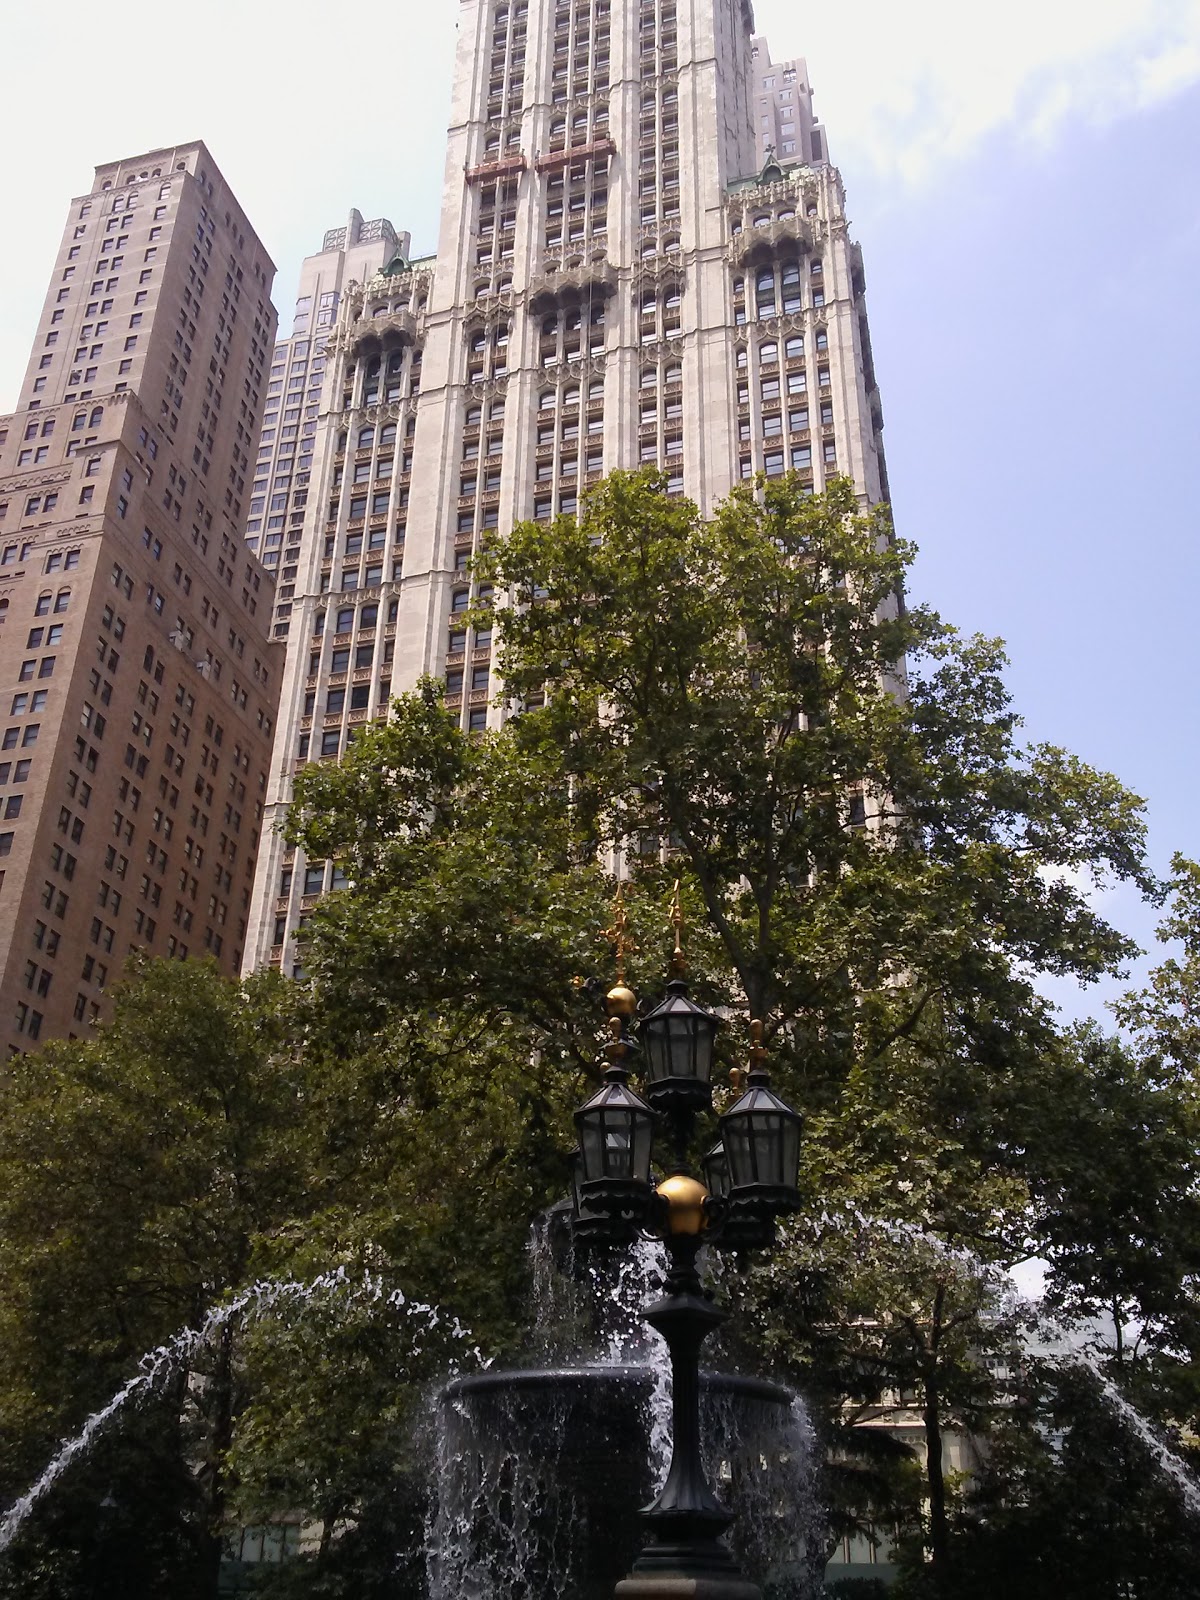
xmin=615 ymin=1576 xmax=761 ymax=1600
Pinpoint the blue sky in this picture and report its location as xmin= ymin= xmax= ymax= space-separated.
xmin=3 ymin=0 xmax=1197 ymax=1018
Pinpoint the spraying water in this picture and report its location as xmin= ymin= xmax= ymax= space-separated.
xmin=429 ymin=1224 xmax=822 ymax=1599
xmin=811 ymin=1208 xmax=1200 ymax=1518
xmin=0 ymin=1266 xmax=474 ymax=1553
xmin=1022 ymin=1313 xmax=1200 ymax=1516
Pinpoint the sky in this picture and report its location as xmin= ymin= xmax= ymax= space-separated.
xmin=2 ymin=0 xmax=1198 ymax=1022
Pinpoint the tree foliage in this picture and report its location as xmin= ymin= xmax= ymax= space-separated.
xmin=0 ymin=473 xmax=1196 ymax=1595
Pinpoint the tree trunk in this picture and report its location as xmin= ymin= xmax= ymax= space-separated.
xmin=923 ymin=1283 xmax=949 ymax=1580
xmin=923 ymin=1375 xmax=948 ymax=1574
xmin=199 ymin=1324 xmax=237 ymax=1596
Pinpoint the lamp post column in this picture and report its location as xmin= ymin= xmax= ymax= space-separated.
xmin=615 ymin=1196 xmax=762 ymax=1600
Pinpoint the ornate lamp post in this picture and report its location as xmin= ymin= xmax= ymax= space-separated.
xmin=571 ymin=887 xmax=802 ymax=1600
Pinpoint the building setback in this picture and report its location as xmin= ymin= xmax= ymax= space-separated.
xmin=244 ymin=210 xmax=410 ymax=629
xmin=750 ymin=35 xmax=828 ymax=167
xmin=0 ymin=141 xmax=282 ymax=1050
xmin=245 ymin=0 xmax=888 ymax=973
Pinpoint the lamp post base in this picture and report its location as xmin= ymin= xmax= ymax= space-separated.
xmin=615 ymin=1576 xmax=762 ymax=1600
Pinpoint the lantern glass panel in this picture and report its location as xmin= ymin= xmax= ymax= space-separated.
xmin=702 ymin=1141 xmax=730 ymax=1200
xmin=780 ymin=1117 xmax=800 ymax=1190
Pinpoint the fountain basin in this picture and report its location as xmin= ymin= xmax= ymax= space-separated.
xmin=431 ymin=1365 xmax=813 ymax=1600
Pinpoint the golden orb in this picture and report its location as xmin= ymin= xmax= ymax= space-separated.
xmin=606 ymin=981 xmax=638 ymax=1018
xmin=656 ymin=1173 xmax=711 ymax=1235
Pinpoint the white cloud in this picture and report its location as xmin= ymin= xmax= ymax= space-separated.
xmin=753 ymin=0 xmax=1200 ymax=185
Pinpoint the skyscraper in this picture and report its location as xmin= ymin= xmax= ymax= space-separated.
xmin=0 ymin=142 xmax=282 ymax=1049
xmin=246 ymin=0 xmax=887 ymax=972
xmin=750 ymin=36 xmax=828 ymax=167
xmin=244 ymin=211 xmax=409 ymax=633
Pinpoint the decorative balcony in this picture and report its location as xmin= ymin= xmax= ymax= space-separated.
xmin=730 ymin=216 xmax=813 ymax=267
xmin=528 ymin=259 xmax=618 ymax=314
xmin=346 ymin=308 xmax=418 ymax=358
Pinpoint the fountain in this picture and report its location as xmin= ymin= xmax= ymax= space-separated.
xmin=427 ymin=1212 xmax=819 ymax=1600
xmin=432 ymin=1366 xmax=814 ymax=1600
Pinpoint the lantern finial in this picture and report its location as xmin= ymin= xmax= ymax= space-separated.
xmin=731 ymin=1018 xmax=767 ymax=1093
xmin=669 ymin=879 xmax=686 ymax=977
xmin=604 ymin=883 xmax=638 ymax=1016
xmin=601 ymin=883 xmax=640 ymax=1017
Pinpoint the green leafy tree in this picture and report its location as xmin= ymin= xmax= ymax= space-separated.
xmin=1 ymin=472 xmax=1187 ymax=1597
xmin=944 ymin=1359 xmax=1200 ymax=1600
xmin=0 ymin=958 xmax=310 ymax=1594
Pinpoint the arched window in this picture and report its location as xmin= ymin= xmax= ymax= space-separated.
xmin=562 ymin=386 xmax=580 ymax=407
xmin=539 ymin=391 xmax=556 ymax=410
xmin=380 ymin=423 xmax=397 ymax=448
xmin=451 ymin=589 xmax=470 ymax=612
xmin=35 ymin=592 xmax=52 ymax=617
xmin=89 ymin=406 xmax=103 ymax=427
xmin=54 ymin=589 xmax=71 ymax=613
xmin=588 ymin=380 xmax=604 ymax=400
xmin=785 ymin=334 xmax=804 ymax=358
xmin=336 ymin=607 xmax=355 ymax=632
xmin=759 ymin=341 xmax=778 ymax=364
xmin=357 ymin=427 xmax=375 ymax=450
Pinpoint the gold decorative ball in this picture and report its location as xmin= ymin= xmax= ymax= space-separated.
xmin=656 ymin=1174 xmax=710 ymax=1235
xmin=605 ymin=981 xmax=638 ymax=1017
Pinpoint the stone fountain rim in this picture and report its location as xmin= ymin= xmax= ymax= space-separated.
xmin=443 ymin=1364 xmax=793 ymax=1406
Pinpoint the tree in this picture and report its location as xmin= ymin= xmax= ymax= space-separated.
xmin=475 ymin=469 xmax=1161 ymax=1578
xmin=943 ymin=1359 xmax=1200 ymax=1600
xmin=0 ymin=473 xmax=1180 ymax=1595
xmin=0 ymin=958 xmax=310 ymax=1594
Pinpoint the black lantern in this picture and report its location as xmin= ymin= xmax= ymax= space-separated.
xmin=575 ymin=1076 xmax=655 ymax=1191
xmin=719 ymin=1022 xmax=801 ymax=1214
xmin=640 ymin=978 xmax=720 ymax=1116
xmin=720 ymin=1082 xmax=801 ymax=1209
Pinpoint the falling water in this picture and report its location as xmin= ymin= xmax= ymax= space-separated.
xmin=0 ymin=1267 xmax=472 ymax=1553
xmin=431 ymin=1224 xmax=821 ymax=1599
